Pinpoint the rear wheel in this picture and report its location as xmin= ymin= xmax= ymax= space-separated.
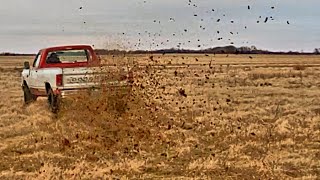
xmin=47 ymin=88 xmax=61 ymax=113
xmin=22 ymin=84 xmax=37 ymax=104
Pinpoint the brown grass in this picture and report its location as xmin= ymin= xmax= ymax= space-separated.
xmin=0 ymin=54 xmax=319 ymax=179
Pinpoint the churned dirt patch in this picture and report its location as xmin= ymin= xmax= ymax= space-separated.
xmin=0 ymin=54 xmax=319 ymax=179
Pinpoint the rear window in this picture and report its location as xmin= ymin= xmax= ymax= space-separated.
xmin=46 ymin=49 xmax=91 ymax=64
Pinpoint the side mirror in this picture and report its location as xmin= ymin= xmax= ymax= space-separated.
xmin=24 ymin=61 xmax=30 ymax=69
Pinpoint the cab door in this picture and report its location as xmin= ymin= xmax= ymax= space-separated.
xmin=28 ymin=52 xmax=42 ymax=89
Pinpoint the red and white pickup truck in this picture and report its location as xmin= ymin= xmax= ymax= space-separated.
xmin=21 ymin=45 xmax=133 ymax=112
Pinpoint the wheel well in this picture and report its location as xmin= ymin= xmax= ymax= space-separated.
xmin=45 ymin=83 xmax=51 ymax=93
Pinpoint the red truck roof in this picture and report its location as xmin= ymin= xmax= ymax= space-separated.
xmin=38 ymin=45 xmax=100 ymax=68
xmin=40 ymin=45 xmax=94 ymax=52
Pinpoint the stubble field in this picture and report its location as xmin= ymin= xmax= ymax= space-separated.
xmin=0 ymin=54 xmax=319 ymax=179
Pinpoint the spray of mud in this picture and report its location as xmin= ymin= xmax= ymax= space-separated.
xmin=51 ymin=54 xmax=174 ymax=160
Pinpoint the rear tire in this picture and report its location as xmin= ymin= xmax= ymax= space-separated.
xmin=47 ymin=88 xmax=61 ymax=113
xmin=22 ymin=84 xmax=37 ymax=104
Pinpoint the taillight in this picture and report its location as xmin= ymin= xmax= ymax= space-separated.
xmin=56 ymin=74 xmax=63 ymax=86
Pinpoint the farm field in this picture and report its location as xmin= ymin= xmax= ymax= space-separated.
xmin=0 ymin=54 xmax=319 ymax=179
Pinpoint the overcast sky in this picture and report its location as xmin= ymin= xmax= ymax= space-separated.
xmin=0 ymin=0 xmax=319 ymax=53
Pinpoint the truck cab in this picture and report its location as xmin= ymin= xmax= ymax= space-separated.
xmin=22 ymin=45 xmax=133 ymax=112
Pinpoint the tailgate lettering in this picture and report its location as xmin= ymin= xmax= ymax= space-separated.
xmin=67 ymin=76 xmax=96 ymax=84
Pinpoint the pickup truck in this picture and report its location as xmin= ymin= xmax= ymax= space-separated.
xmin=21 ymin=45 xmax=133 ymax=112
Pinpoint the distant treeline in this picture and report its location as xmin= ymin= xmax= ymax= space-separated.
xmin=0 ymin=52 xmax=35 ymax=56
xmin=96 ymin=46 xmax=320 ymax=55
xmin=2 ymin=46 xmax=320 ymax=56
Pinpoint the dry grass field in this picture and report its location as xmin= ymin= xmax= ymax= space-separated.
xmin=0 ymin=54 xmax=319 ymax=179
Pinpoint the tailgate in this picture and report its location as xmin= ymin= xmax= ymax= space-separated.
xmin=62 ymin=66 xmax=131 ymax=89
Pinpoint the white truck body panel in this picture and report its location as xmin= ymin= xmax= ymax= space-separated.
xmin=22 ymin=68 xmax=62 ymax=90
xmin=22 ymin=66 xmax=130 ymax=96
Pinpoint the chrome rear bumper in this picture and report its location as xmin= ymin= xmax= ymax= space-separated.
xmin=58 ymin=86 xmax=132 ymax=98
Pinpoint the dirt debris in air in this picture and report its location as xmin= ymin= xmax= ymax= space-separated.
xmin=0 ymin=1 xmax=316 ymax=178
xmin=1 ymin=54 xmax=320 ymax=179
